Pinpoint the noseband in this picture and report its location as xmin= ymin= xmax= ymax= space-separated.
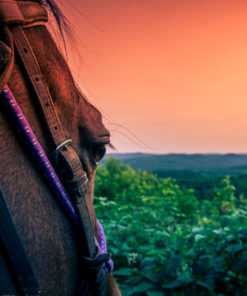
xmin=0 ymin=1 xmax=112 ymax=295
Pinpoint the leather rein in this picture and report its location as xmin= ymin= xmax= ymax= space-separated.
xmin=0 ymin=1 xmax=109 ymax=295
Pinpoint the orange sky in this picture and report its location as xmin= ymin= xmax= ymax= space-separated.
xmin=62 ymin=0 xmax=247 ymax=153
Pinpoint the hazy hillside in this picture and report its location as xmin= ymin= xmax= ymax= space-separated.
xmin=104 ymin=153 xmax=247 ymax=176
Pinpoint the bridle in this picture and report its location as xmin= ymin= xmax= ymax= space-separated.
xmin=0 ymin=1 xmax=111 ymax=295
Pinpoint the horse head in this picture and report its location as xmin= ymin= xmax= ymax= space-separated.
xmin=0 ymin=0 xmax=121 ymax=295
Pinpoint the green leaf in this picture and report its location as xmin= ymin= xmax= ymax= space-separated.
xmin=142 ymin=268 xmax=159 ymax=283
xmin=132 ymin=281 xmax=156 ymax=293
xmin=113 ymin=267 xmax=138 ymax=277
xmin=194 ymin=234 xmax=205 ymax=242
xmin=226 ymin=244 xmax=244 ymax=256
xmin=162 ymin=280 xmax=182 ymax=289
xmin=147 ymin=291 xmax=164 ymax=296
xmin=196 ymin=281 xmax=215 ymax=295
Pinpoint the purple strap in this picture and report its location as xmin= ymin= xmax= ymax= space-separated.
xmin=0 ymin=85 xmax=113 ymax=275
xmin=1 ymin=85 xmax=80 ymax=227
xmin=97 ymin=220 xmax=114 ymax=274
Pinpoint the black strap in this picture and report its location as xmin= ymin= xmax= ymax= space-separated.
xmin=0 ymin=187 xmax=41 ymax=296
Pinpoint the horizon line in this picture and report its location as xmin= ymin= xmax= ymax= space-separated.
xmin=106 ymin=152 xmax=247 ymax=155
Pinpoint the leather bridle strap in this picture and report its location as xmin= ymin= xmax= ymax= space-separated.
xmin=0 ymin=0 xmax=48 ymax=26
xmin=10 ymin=25 xmax=97 ymax=259
xmin=0 ymin=187 xmax=41 ymax=296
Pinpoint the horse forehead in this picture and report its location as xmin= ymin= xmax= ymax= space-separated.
xmin=52 ymin=73 xmax=109 ymax=141
xmin=24 ymin=26 xmax=109 ymax=141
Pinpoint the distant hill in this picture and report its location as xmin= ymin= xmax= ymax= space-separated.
xmin=104 ymin=153 xmax=247 ymax=176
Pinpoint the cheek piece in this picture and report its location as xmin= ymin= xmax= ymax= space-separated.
xmin=1 ymin=85 xmax=113 ymax=295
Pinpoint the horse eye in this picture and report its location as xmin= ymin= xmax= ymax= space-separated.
xmin=94 ymin=145 xmax=106 ymax=163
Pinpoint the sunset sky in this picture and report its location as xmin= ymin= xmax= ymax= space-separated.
xmin=61 ymin=0 xmax=247 ymax=153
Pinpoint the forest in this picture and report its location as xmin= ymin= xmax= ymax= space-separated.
xmin=95 ymin=157 xmax=247 ymax=296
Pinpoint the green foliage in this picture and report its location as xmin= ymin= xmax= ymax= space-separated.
xmin=95 ymin=157 xmax=247 ymax=296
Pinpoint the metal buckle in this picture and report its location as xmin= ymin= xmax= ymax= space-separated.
xmin=55 ymin=139 xmax=72 ymax=164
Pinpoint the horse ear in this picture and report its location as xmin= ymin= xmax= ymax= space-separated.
xmin=0 ymin=28 xmax=14 ymax=93
xmin=105 ymin=273 xmax=122 ymax=296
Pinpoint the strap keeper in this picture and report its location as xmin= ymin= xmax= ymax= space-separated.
xmin=55 ymin=139 xmax=72 ymax=164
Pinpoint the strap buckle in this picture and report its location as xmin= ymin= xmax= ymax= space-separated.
xmin=55 ymin=139 xmax=72 ymax=164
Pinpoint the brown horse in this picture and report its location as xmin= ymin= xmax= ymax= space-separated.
xmin=0 ymin=0 xmax=121 ymax=295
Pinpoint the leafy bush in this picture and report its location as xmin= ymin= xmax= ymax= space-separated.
xmin=95 ymin=158 xmax=247 ymax=295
